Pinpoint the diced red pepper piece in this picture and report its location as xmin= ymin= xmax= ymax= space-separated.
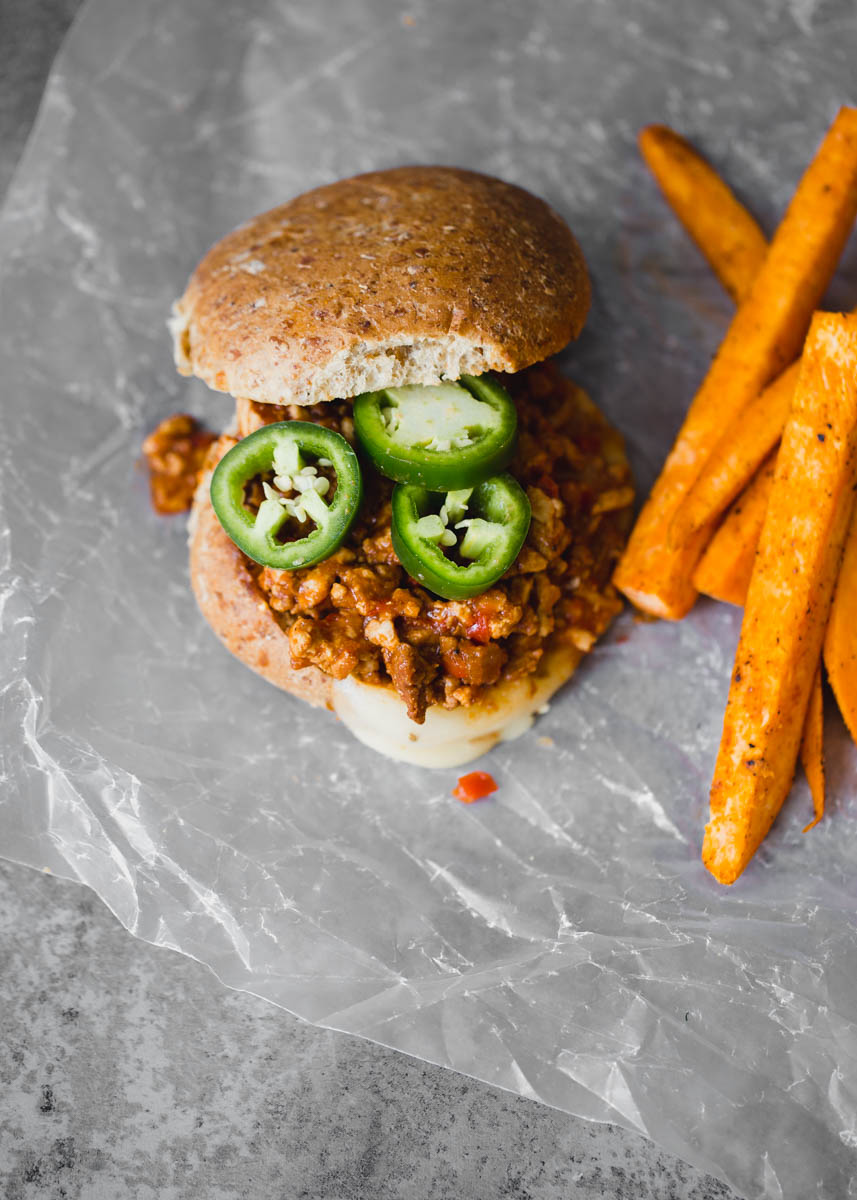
xmin=453 ymin=771 xmax=498 ymax=804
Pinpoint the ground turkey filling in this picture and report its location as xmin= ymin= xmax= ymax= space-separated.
xmin=237 ymin=362 xmax=634 ymax=724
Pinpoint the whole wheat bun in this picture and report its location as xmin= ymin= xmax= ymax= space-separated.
xmin=189 ymin=459 xmax=582 ymax=768
xmin=171 ymin=166 xmax=590 ymax=408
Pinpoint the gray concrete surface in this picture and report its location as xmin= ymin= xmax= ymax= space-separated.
xmin=0 ymin=4 xmax=740 ymax=1197
xmin=0 ymin=862 xmax=735 ymax=1199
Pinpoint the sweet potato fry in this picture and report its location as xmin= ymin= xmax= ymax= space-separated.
xmin=675 ymin=300 xmax=857 ymax=545
xmin=703 ymin=312 xmax=857 ymax=885
xmin=695 ymin=459 xmax=826 ymax=832
xmin=638 ymin=125 xmax=767 ymax=304
xmin=800 ymin=666 xmax=825 ymax=833
xmin=670 ymin=363 xmax=796 ymax=547
xmin=692 ymin=452 xmax=776 ymax=606
xmin=824 ymin=508 xmax=857 ymax=745
xmin=694 ymin=457 xmax=826 ymax=835
xmin=615 ymin=107 xmax=857 ymax=620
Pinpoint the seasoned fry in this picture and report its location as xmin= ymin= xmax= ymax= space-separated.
xmin=671 ymin=363 xmax=796 ymax=546
xmin=695 ymin=466 xmax=826 ymax=833
xmin=675 ymin=300 xmax=857 ymax=545
xmin=615 ymin=107 xmax=857 ymax=620
xmin=694 ymin=460 xmax=826 ymax=833
xmin=692 ymin=453 xmax=776 ymax=606
xmin=703 ymin=313 xmax=857 ymax=885
xmin=824 ymin=508 xmax=857 ymax=744
xmin=638 ymin=125 xmax=767 ymax=304
xmin=695 ymin=460 xmax=826 ymax=833
xmin=800 ymin=666 xmax=825 ymax=833
xmin=696 ymin=463 xmax=820 ymax=830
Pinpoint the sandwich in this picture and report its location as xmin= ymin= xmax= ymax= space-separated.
xmin=169 ymin=166 xmax=633 ymax=766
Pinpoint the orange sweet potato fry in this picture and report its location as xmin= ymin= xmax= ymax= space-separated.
xmin=671 ymin=363 xmax=796 ymax=547
xmin=615 ymin=107 xmax=857 ymax=620
xmin=692 ymin=452 xmax=776 ymax=606
xmin=694 ymin=457 xmax=826 ymax=833
xmin=703 ymin=312 xmax=857 ymax=885
xmin=675 ymin=301 xmax=857 ymax=546
xmin=824 ymin=507 xmax=857 ymax=745
xmin=638 ymin=125 xmax=767 ymax=304
xmin=694 ymin=456 xmax=826 ymax=834
xmin=800 ymin=666 xmax=825 ymax=833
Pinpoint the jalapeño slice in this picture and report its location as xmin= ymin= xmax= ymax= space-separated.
xmin=353 ymin=374 xmax=517 ymax=490
xmin=391 ymin=473 xmax=531 ymax=601
xmin=209 ymin=421 xmax=362 ymax=569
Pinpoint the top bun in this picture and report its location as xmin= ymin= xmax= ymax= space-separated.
xmin=171 ymin=166 xmax=590 ymax=407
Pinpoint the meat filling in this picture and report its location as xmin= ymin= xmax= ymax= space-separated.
xmin=143 ymin=414 xmax=216 ymax=514
xmin=239 ymin=363 xmax=634 ymax=723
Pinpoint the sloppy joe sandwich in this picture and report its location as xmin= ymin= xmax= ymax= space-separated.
xmin=169 ymin=166 xmax=633 ymax=766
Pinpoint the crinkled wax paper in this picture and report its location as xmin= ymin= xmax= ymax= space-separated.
xmin=2 ymin=1 xmax=856 ymax=1196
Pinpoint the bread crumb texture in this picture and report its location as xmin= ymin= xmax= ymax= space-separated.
xmin=172 ymin=167 xmax=590 ymax=407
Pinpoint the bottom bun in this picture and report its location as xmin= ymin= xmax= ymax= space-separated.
xmin=189 ymin=449 xmax=333 ymax=712
xmin=189 ymin=454 xmax=583 ymax=767
xmin=331 ymin=643 xmax=580 ymax=767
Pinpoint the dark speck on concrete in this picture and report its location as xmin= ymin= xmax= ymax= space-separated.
xmin=38 ymin=1085 xmax=55 ymax=1114
xmin=22 ymin=1162 xmax=42 ymax=1184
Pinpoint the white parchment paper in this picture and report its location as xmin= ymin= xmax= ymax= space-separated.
xmin=2 ymin=2 xmax=856 ymax=1196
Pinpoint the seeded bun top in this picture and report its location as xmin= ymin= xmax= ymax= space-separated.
xmin=171 ymin=166 xmax=590 ymax=407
